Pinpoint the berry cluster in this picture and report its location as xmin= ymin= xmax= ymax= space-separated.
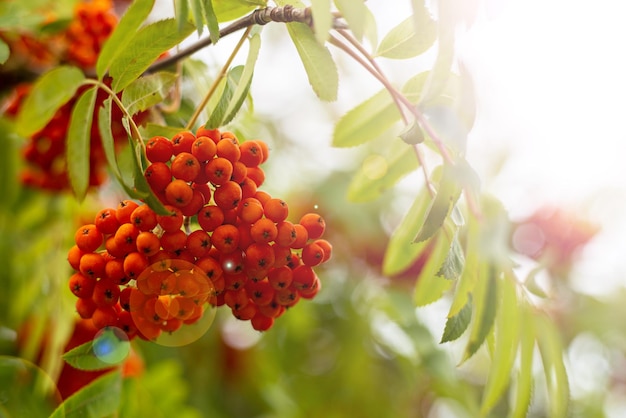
xmin=68 ymin=128 xmax=331 ymax=340
xmin=0 ymin=0 xmax=118 ymax=74
xmin=3 ymin=81 xmax=147 ymax=190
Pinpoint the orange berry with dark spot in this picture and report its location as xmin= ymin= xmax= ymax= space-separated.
xmin=299 ymin=213 xmax=326 ymax=239
xmin=239 ymin=140 xmax=264 ymax=167
xmin=204 ymin=157 xmax=233 ymax=186
xmin=94 ymin=208 xmax=119 ymax=235
xmin=263 ymin=198 xmax=288 ymax=223
xmin=165 ymin=179 xmax=194 ymax=207
xmin=214 ymin=181 xmax=242 ymax=211
xmin=75 ymin=224 xmax=103 ymax=253
xmin=171 ymin=152 xmax=201 ymax=182
xmin=250 ymin=217 xmax=278 ymax=244
xmin=157 ymin=205 xmax=184 ymax=232
xmin=116 ymin=200 xmax=140 ymax=224
xmin=171 ymin=131 xmax=195 ymax=155
xmin=211 ymin=224 xmax=240 ymax=254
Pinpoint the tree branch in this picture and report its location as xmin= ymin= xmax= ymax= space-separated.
xmin=147 ymin=5 xmax=344 ymax=74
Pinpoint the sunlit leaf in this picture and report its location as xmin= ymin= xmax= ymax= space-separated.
xmin=335 ymin=0 xmax=367 ymax=40
xmin=414 ymin=233 xmax=454 ymax=306
xmin=535 ymin=313 xmax=570 ymax=418
xmin=333 ymin=72 xmax=428 ymax=148
xmin=110 ymin=19 xmax=195 ymax=93
xmin=375 ymin=6 xmax=436 ymax=59
xmin=413 ymin=162 xmax=463 ymax=243
xmin=461 ymin=264 xmax=498 ymax=362
xmin=67 ymin=87 xmax=97 ymax=201
xmin=440 ymin=295 xmax=472 ymax=343
xmin=62 ymin=340 xmax=123 ymax=371
xmin=284 ymin=21 xmax=338 ymax=101
xmin=175 ymin=0 xmax=190 ymax=33
xmin=481 ymin=274 xmax=521 ymax=415
xmin=347 ymin=139 xmax=419 ymax=202
xmin=213 ymin=0 xmax=264 ymax=22
xmin=437 ymin=233 xmax=465 ymax=280
xmin=0 ymin=40 xmax=9 ymax=64
xmin=509 ymin=307 xmax=535 ymax=418
xmin=382 ymin=188 xmax=431 ymax=276
xmin=222 ymin=32 xmax=261 ymax=124
xmin=448 ymin=213 xmax=480 ymax=316
xmin=363 ymin=7 xmax=378 ymax=50
xmin=15 ymin=66 xmax=85 ymax=137
xmin=311 ymin=0 xmax=332 ymax=44
xmin=205 ymin=70 xmax=235 ymax=129
xmin=99 ymin=98 xmax=142 ymax=199
xmin=333 ymin=89 xmax=397 ymax=148
xmin=122 ymin=72 xmax=177 ymax=116
xmin=97 ymin=0 xmax=155 ymax=79
xmin=49 ymin=370 xmax=122 ymax=418
xmin=203 ymin=0 xmax=220 ymax=43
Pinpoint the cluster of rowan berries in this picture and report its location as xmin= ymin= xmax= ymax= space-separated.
xmin=68 ymin=127 xmax=331 ymax=340
xmin=0 ymin=0 xmax=117 ymax=74
xmin=3 ymin=81 xmax=146 ymax=190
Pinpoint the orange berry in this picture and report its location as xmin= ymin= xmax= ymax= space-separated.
xmin=69 ymin=272 xmax=96 ymax=299
xmin=146 ymin=136 xmax=174 ymax=163
xmin=68 ymin=245 xmax=85 ymax=270
xmin=211 ymin=224 xmax=240 ymax=254
xmin=239 ymin=140 xmax=264 ymax=167
xmin=159 ymin=229 xmax=187 ymax=254
xmin=186 ymin=229 xmax=211 ymax=258
xmin=244 ymin=243 xmax=275 ymax=273
xmin=92 ymin=278 xmax=121 ymax=307
xmin=251 ymin=313 xmax=274 ymax=331
xmin=179 ymin=188 xmax=205 ymax=217
xmin=94 ymin=208 xmax=119 ymax=235
xmin=164 ymin=179 xmax=194 ymax=207
xmin=263 ymin=198 xmax=288 ymax=223
xmin=171 ymin=131 xmax=195 ymax=155
xmin=195 ymin=127 xmax=221 ymax=144
xmin=314 ymin=239 xmax=333 ymax=263
xmin=238 ymin=197 xmax=264 ymax=224
xmin=157 ymin=205 xmax=184 ymax=232
xmin=130 ymin=204 xmax=158 ymax=231
xmin=197 ymin=205 xmax=224 ymax=232
xmin=214 ymin=181 xmax=242 ymax=211
xmin=171 ymin=152 xmax=201 ymax=182
xmin=299 ymin=213 xmax=326 ymax=239
xmin=216 ymin=137 xmax=241 ymax=163
xmin=105 ymin=258 xmax=128 ymax=285
xmin=250 ymin=217 xmax=278 ymax=244
xmin=114 ymin=223 xmax=140 ymax=253
xmin=245 ymin=279 xmax=275 ymax=306
xmin=267 ymin=266 xmax=293 ymax=290
xmin=116 ymin=200 xmax=140 ymax=224
xmin=75 ymin=224 xmax=103 ymax=253
xmin=79 ymin=252 xmax=106 ymax=279
xmin=204 ymin=157 xmax=233 ymax=186
xmin=246 ymin=166 xmax=265 ymax=187
xmin=301 ymin=241 xmax=325 ymax=267
xmin=144 ymin=162 xmax=172 ymax=193
xmin=191 ymin=136 xmax=217 ymax=161
xmin=136 ymin=231 xmax=161 ymax=257
xmin=290 ymin=224 xmax=308 ymax=249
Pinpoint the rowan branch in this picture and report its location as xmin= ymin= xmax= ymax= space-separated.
xmin=147 ymin=5 xmax=345 ymax=74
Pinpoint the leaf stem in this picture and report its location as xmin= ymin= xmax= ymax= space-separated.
xmin=185 ymin=26 xmax=252 ymax=130
xmin=83 ymin=79 xmax=143 ymax=148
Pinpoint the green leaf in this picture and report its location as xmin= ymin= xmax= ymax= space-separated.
xmin=448 ymin=214 xmax=480 ymax=316
xmin=15 ymin=66 xmax=85 ymax=137
xmin=110 ymin=19 xmax=195 ymax=93
xmin=49 ymin=370 xmax=122 ymax=418
xmin=481 ymin=274 xmax=521 ymax=415
xmin=99 ymin=98 xmax=142 ymax=199
xmin=413 ymin=232 xmax=454 ymax=306
xmin=213 ymin=0 xmax=264 ymax=22
xmin=347 ymin=138 xmax=419 ymax=202
xmin=62 ymin=332 xmax=129 ymax=371
xmin=223 ymin=32 xmax=261 ymax=124
xmin=175 ymin=0 xmax=190 ymax=33
xmin=122 ymin=72 xmax=177 ymax=116
xmin=205 ymin=73 xmax=234 ymax=129
xmin=97 ymin=0 xmax=155 ymax=79
xmin=0 ymin=39 xmax=9 ymax=64
xmin=142 ymin=123 xmax=187 ymax=139
xmin=335 ymin=0 xmax=367 ymax=40
xmin=461 ymin=264 xmax=498 ymax=362
xmin=382 ymin=188 xmax=431 ymax=276
xmin=285 ymin=21 xmax=338 ymax=101
xmin=333 ymin=90 xmax=397 ymax=148
xmin=375 ymin=7 xmax=437 ymax=59
xmin=535 ymin=313 xmax=570 ymax=418
xmin=67 ymin=87 xmax=98 ymax=201
xmin=332 ymin=71 xmax=428 ymax=148
xmin=440 ymin=295 xmax=472 ymax=343
xmin=508 ymin=306 xmax=535 ymax=418
xmin=203 ymin=0 xmax=220 ymax=43
xmin=436 ymin=232 xmax=465 ymax=280
xmin=311 ymin=0 xmax=332 ymax=44
xmin=413 ymin=162 xmax=463 ymax=243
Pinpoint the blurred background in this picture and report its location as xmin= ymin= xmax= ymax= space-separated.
xmin=2 ymin=0 xmax=626 ymax=417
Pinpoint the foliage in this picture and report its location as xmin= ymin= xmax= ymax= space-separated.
xmin=0 ymin=0 xmax=615 ymax=417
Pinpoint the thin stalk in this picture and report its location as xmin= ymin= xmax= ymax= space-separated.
xmin=185 ymin=26 xmax=252 ymax=130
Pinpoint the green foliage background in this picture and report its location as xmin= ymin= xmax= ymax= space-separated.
xmin=1 ymin=1 xmax=625 ymax=417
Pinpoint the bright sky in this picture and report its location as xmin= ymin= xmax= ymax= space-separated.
xmin=458 ymin=0 xmax=626 ymax=293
